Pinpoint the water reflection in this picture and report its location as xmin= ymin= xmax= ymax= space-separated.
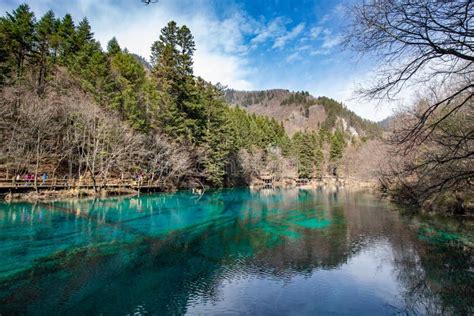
xmin=0 ymin=188 xmax=472 ymax=315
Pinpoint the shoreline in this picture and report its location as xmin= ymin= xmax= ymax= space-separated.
xmin=1 ymin=179 xmax=380 ymax=203
xmin=2 ymin=184 xmax=472 ymax=220
xmin=2 ymin=187 xmax=140 ymax=203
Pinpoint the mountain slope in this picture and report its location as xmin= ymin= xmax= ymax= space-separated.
xmin=223 ymin=89 xmax=382 ymax=138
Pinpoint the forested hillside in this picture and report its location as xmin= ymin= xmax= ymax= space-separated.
xmin=0 ymin=4 xmax=377 ymax=191
xmin=224 ymin=89 xmax=382 ymax=138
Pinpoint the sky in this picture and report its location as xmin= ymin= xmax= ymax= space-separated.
xmin=0 ymin=0 xmax=403 ymax=121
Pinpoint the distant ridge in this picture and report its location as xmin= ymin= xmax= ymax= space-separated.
xmin=223 ymin=89 xmax=382 ymax=138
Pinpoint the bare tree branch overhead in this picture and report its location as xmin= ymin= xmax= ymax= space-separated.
xmin=347 ymin=0 xmax=474 ymax=211
xmin=347 ymin=0 xmax=473 ymax=96
xmin=346 ymin=0 xmax=473 ymax=144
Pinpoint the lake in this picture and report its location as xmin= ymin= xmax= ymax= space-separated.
xmin=0 ymin=188 xmax=472 ymax=315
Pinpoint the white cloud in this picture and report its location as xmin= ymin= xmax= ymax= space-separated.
xmin=250 ymin=18 xmax=305 ymax=50
xmin=319 ymin=14 xmax=331 ymax=25
xmin=297 ymin=44 xmax=312 ymax=52
xmin=310 ymin=49 xmax=326 ymax=56
xmin=250 ymin=17 xmax=288 ymax=45
xmin=321 ymin=34 xmax=343 ymax=49
xmin=194 ymin=51 xmax=253 ymax=90
xmin=310 ymin=26 xmax=323 ymax=39
xmin=286 ymin=52 xmax=301 ymax=63
xmin=272 ymin=23 xmax=305 ymax=49
xmin=1 ymin=0 xmax=256 ymax=90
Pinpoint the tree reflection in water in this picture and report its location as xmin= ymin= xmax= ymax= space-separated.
xmin=0 ymin=188 xmax=472 ymax=315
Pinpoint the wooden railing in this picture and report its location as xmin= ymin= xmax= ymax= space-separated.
xmin=0 ymin=178 xmax=165 ymax=189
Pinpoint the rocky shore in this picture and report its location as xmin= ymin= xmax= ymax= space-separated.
xmin=3 ymin=187 xmax=138 ymax=203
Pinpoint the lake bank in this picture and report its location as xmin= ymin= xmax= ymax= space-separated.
xmin=1 ymin=177 xmax=378 ymax=203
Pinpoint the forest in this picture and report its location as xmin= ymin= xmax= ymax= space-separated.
xmin=1 ymin=1 xmax=471 ymax=216
xmin=0 ymin=4 xmax=351 ymax=192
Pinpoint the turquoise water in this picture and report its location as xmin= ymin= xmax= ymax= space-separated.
xmin=0 ymin=188 xmax=472 ymax=315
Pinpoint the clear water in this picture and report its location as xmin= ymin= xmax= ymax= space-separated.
xmin=0 ymin=188 xmax=472 ymax=315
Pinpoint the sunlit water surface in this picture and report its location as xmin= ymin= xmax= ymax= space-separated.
xmin=0 ymin=188 xmax=472 ymax=315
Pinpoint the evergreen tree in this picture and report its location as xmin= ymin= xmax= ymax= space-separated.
xmin=176 ymin=25 xmax=195 ymax=76
xmin=74 ymin=17 xmax=94 ymax=51
xmin=330 ymin=130 xmax=346 ymax=161
xmin=291 ymin=131 xmax=324 ymax=178
xmin=70 ymin=41 xmax=111 ymax=105
xmin=47 ymin=17 xmax=61 ymax=61
xmin=292 ymin=132 xmax=313 ymax=178
xmin=57 ymin=14 xmax=75 ymax=63
xmin=199 ymin=82 xmax=230 ymax=186
xmin=150 ymin=21 xmax=179 ymax=85
xmin=34 ymin=10 xmax=56 ymax=94
xmin=110 ymin=51 xmax=151 ymax=130
xmin=0 ymin=4 xmax=35 ymax=81
xmin=107 ymin=37 xmax=121 ymax=55
xmin=150 ymin=21 xmax=199 ymax=141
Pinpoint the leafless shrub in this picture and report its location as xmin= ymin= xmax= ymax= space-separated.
xmin=0 ymin=72 xmax=194 ymax=191
xmin=346 ymin=0 xmax=473 ymax=212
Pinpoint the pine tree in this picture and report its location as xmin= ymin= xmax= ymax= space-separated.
xmin=70 ymin=41 xmax=112 ymax=105
xmin=199 ymin=81 xmax=231 ymax=186
xmin=150 ymin=21 xmax=199 ymax=141
xmin=109 ymin=51 xmax=150 ymax=130
xmin=47 ymin=17 xmax=61 ymax=61
xmin=151 ymin=21 xmax=179 ymax=84
xmin=34 ymin=10 xmax=56 ymax=94
xmin=176 ymin=25 xmax=195 ymax=76
xmin=0 ymin=4 xmax=35 ymax=81
xmin=330 ymin=130 xmax=346 ymax=162
xmin=292 ymin=132 xmax=313 ymax=178
xmin=57 ymin=14 xmax=75 ymax=63
xmin=107 ymin=37 xmax=121 ymax=55
xmin=291 ymin=131 xmax=324 ymax=178
xmin=75 ymin=17 xmax=94 ymax=51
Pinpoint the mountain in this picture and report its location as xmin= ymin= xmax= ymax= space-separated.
xmin=131 ymin=54 xmax=152 ymax=70
xmin=378 ymin=115 xmax=395 ymax=130
xmin=223 ymin=89 xmax=382 ymax=138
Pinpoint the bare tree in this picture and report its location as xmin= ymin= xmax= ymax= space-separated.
xmin=238 ymin=147 xmax=264 ymax=183
xmin=381 ymin=87 xmax=473 ymax=212
xmin=346 ymin=0 xmax=473 ymax=212
xmin=2 ymin=89 xmax=65 ymax=190
xmin=341 ymin=139 xmax=389 ymax=181
xmin=346 ymin=0 xmax=473 ymax=146
xmin=142 ymin=134 xmax=194 ymax=188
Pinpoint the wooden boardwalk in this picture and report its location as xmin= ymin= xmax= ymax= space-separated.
xmin=254 ymin=174 xmax=347 ymax=188
xmin=0 ymin=178 xmax=164 ymax=194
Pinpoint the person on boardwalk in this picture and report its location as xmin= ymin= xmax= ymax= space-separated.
xmin=42 ymin=173 xmax=47 ymax=185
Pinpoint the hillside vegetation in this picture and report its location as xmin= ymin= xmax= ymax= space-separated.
xmin=224 ymin=89 xmax=382 ymax=138
xmin=0 ymin=5 xmax=380 ymax=192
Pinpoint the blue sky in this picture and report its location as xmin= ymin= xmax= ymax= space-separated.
xmin=1 ymin=0 xmax=400 ymax=121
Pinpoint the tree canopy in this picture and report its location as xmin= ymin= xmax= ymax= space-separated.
xmin=0 ymin=5 xmax=355 ymax=190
